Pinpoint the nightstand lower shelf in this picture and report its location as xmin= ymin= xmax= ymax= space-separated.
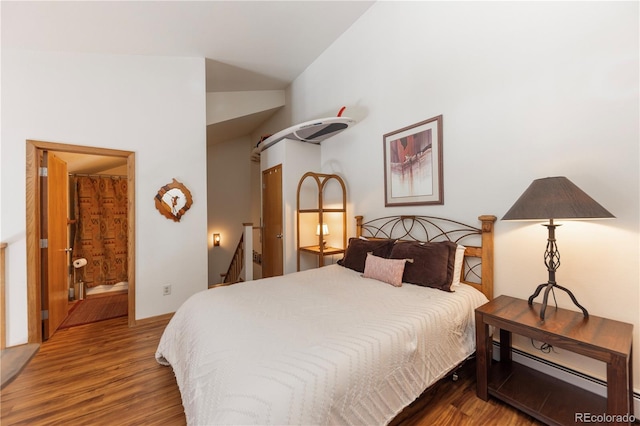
xmin=489 ymin=361 xmax=606 ymax=426
xmin=476 ymin=296 xmax=634 ymax=426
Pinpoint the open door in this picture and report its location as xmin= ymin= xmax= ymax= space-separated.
xmin=262 ymin=164 xmax=283 ymax=278
xmin=26 ymin=140 xmax=136 ymax=344
xmin=41 ymin=152 xmax=70 ymax=339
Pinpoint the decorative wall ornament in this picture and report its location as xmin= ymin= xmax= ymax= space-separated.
xmin=383 ymin=115 xmax=444 ymax=206
xmin=155 ymin=178 xmax=193 ymax=222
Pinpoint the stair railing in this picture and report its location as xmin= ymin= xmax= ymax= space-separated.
xmin=220 ymin=223 xmax=254 ymax=285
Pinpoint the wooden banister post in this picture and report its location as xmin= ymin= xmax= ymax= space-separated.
xmin=243 ymin=223 xmax=253 ymax=282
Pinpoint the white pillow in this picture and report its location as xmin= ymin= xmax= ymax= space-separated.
xmin=451 ymin=245 xmax=466 ymax=287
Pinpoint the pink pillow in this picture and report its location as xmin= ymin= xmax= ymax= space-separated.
xmin=363 ymin=253 xmax=408 ymax=287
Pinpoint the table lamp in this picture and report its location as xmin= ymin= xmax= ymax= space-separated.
xmin=502 ymin=176 xmax=614 ymax=320
xmin=316 ymin=223 xmax=329 ymax=248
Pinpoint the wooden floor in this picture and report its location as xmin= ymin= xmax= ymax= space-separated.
xmin=0 ymin=316 xmax=185 ymax=425
xmin=1 ymin=316 xmax=543 ymax=425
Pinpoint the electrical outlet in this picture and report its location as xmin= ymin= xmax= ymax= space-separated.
xmin=162 ymin=285 xmax=171 ymax=296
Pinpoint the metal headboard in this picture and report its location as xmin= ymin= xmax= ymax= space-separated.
xmin=355 ymin=215 xmax=496 ymax=300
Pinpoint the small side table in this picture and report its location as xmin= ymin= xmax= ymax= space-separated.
xmin=476 ymin=295 xmax=634 ymax=426
xmin=298 ymin=245 xmax=344 ymax=268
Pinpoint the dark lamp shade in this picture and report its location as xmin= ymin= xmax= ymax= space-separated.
xmin=502 ymin=176 xmax=614 ymax=221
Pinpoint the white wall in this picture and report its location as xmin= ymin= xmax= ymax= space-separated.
xmin=261 ymin=139 xmax=321 ymax=274
xmin=207 ymin=136 xmax=256 ymax=283
xmin=206 ymin=90 xmax=285 ymax=125
xmin=274 ymin=2 xmax=639 ymax=391
xmin=1 ymin=50 xmax=208 ymax=344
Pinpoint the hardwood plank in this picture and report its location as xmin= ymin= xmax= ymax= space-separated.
xmin=1 ymin=315 xmax=545 ymax=425
xmin=0 ymin=316 xmax=186 ymax=425
xmin=392 ymin=359 xmax=544 ymax=426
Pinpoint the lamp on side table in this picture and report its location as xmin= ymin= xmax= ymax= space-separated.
xmin=502 ymin=176 xmax=614 ymax=320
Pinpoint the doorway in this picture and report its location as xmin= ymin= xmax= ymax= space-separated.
xmin=26 ymin=140 xmax=136 ymax=343
xmin=261 ymin=164 xmax=283 ymax=278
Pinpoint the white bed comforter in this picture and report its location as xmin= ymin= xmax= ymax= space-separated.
xmin=155 ymin=264 xmax=488 ymax=426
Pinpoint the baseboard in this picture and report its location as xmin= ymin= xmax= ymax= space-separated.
xmin=493 ymin=341 xmax=640 ymax=416
xmin=133 ymin=312 xmax=174 ymax=326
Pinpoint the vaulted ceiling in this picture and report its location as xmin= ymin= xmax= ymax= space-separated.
xmin=2 ymin=1 xmax=374 ymax=91
xmin=2 ymin=1 xmax=374 ymax=170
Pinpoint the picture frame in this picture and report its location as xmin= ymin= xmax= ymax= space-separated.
xmin=383 ymin=115 xmax=443 ymax=206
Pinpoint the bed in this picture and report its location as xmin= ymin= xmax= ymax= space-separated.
xmin=156 ymin=214 xmax=496 ymax=425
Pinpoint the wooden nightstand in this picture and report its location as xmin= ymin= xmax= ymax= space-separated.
xmin=298 ymin=245 xmax=345 ymax=267
xmin=476 ymin=295 xmax=634 ymax=426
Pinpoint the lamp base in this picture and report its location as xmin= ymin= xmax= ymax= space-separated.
xmin=528 ymin=282 xmax=589 ymax=320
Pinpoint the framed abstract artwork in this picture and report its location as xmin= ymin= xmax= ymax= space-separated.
xmin=383 ymin=115 xmax=443 ymax=206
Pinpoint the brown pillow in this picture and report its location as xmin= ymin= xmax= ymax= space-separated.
xmin=389 ymin=241 xmax=457 ymax=291
xmin=338 ymin=238 xmax=395 ymax=273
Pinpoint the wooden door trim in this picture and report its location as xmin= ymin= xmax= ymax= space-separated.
xmin=26 ymin=140 xmax=136 ymax=344
xmin=1 ymin=242 xmax=7 ymax=349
